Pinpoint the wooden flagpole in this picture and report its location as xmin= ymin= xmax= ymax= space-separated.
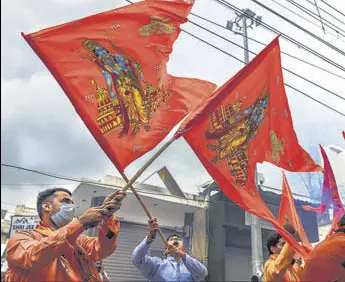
xmin=119 ymin=171 xmax=168 ymax=246
xmin=118 ymin=137 xmax=176 ymax=246
xmin=120 ymin=138 xmax=175 ymax=193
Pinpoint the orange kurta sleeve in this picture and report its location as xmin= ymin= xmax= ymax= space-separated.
xmin=77 ymin=216 xmax=120 ymax=261
xmin=6 ymin=218 xmax=83 ymax=270
xmin=264 ymin=243 xmax=295 ymax=282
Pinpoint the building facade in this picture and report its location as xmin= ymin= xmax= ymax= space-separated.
xmin=73 ymin=175 xmax=208 ymax=281
xmin=205 ymin=184 xmax=319 ymax=282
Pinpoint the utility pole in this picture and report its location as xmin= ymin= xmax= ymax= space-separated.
xmin=226 ymin=9 xmax=264 ymax=279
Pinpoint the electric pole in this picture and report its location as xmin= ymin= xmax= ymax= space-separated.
xmin=226 ymin=8 xmax=264 ymax=279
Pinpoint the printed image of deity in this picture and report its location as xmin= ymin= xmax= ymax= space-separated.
xmin=205 ymin=85 xmax=269 ymax=186
xmin=83 ymin=40 xmax=150 ymax=137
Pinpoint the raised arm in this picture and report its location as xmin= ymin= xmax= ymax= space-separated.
xmin=76 ymin=190 xmax=126 ymax=260
xmin=264 ymin=243 xmax=295 ymax=280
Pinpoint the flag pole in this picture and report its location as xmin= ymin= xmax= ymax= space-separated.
xmin=119 ymin=137 xmax=176 ymax=245
xmin=120 ymin=138 xmax=175 ymax=193
xmin=119 ymin=170 xmax=168 ymax=246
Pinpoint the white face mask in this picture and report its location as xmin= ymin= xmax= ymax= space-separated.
xmin=51 ymin=203 xmax=76 ymax=228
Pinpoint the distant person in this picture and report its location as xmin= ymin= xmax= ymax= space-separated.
xmin=5 ymin=187 xmax=125 ymax=281
xmin=301 ymin=214 xmax=345 ymax=281
xmin=96 ymin=260 xmax=110 ymax=282
xmin=132 ymin=218 xmax=208 ymax=281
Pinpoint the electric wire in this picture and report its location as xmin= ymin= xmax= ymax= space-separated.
xmin=251 ymin=0 xmax=345 ymax=54
xmin=186 ymin=17 xmax=345 ymax=101
xmin=285 ymin=0 xmax=345 ymax=36
xmin=319 ymin=0 xmax=345 ymax=18
xmin=189 ymin=11 xmax=345 ymax=80
xmin=214 ymin=0 xmax=345 ymax=72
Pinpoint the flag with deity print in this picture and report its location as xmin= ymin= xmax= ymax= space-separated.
xmin=22 ymin=0 xmax=216 ymax=172
xmin=174 ymin=37 xmax=322 ymax=257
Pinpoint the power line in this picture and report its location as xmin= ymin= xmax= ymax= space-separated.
xmin=186 ymin=18 xmax=345 ymax=101
xmin=0 ymin=165 xmax=316 ymax=206
xmin=318 ymin=0 xmax=345 ymax=18
xmin=313 ymin=0 xmax=326 ymax=33
xmin=284 ymin=82 xmax=345 ymax=117
xmin=123 ymin=0 xmax=345 ymax=115
xmin=270 ymin=0 xmax=324 ymax=31
xmin=189 ymin=12 xmax=345 ymax=80
xmin=270 ymin=0 xmax=345 ymax=41
xmin=214 ymin=0 xmax=345 ymax=72
xmin=305 ymin=0 xmax=345 ymax=26
xmin=251 ymin=0 xmax=345 ymax=55
xmin=182 ymin=27 xmax=345 ymax=116
xmin=285 ymin=0 xmax=345 ymax=36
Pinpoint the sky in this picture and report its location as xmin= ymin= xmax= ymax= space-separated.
xmin=1 ymin=0 xmax=345 ymax=211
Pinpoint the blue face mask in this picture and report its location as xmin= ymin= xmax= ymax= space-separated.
xmin=51 ymin=203 xmax=76 ymax=228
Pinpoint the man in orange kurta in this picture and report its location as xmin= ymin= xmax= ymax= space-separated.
xmin=301 ymin=214 xmax=345 ymax=282
xmin=264 ymin=230 xmax=302 ymax=282
xmin=5 ymin=187 xmax=125 ymax=281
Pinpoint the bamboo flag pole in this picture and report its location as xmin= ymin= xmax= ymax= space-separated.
xmin=120 ymin=138 xmax=175 ymax=193
xmin=118 ymin=137 xmax=176 ymax=245
xmin=119 ymin=171 xmax=168 ymax=246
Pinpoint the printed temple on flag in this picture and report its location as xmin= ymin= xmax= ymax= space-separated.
xmin=22 ymin=0 xmax=216 ymax=172
xmin=174 ymin=36 xmax=322 ymax=256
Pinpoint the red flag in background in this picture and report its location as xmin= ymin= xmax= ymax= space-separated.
xmin=175 ymin=37 xmax=322 ymax=257
xmin=22 ymin=0 xmax=216 ymax=172
xmin=343 ymin=131 xmax=345 ymax=140
xmin=278 ymin=172 xmax=312 ymax=254
xmin=303 ymin=146 xmax=344 ymax=235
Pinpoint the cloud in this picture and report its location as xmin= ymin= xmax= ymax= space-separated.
xmin=1 ymin=0 xmax=345 ymax=211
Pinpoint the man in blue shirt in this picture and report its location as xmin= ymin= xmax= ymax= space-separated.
xmin=131 ymin=218 xmax=208 ymax=281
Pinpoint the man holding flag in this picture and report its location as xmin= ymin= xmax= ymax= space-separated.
xmin=132 ymin=218 xmax=208 ymax=281
xmin=5 ymin=188 xmax=125 ymax=282
xmin=264 ymin=224 xmax=303 ymax=282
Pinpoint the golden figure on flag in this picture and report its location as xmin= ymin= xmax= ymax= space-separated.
xmin=138 ymin=16 xmax=177 ymax=36
xmin=205 ymin=85 xmax=269 ymax=186
xmin=82 ymin=40 xmax=172 ymax=137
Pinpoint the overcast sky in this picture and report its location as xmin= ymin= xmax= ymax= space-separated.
xmin=1 ymin=0 xmax=345 ymax=211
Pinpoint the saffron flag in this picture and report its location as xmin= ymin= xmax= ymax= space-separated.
xmin=22 ymin=0 xmax=216 ymax=172
xmin=303 ymin=146 xmax=344 ymax=234
xmin=175 ymin=37 xmax=321 ymax=257
xmin=278 ymin=172 xmax=312 ymax=254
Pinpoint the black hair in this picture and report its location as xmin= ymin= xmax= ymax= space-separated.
xmin=36 ymin=188 xmax=72 ymax=220
xmin=266 ymin=232 xmax=282 ymax=255
xmin=251 ymin=275 xmax=259 ymax=282
xmin=166 ymin=234 xmax=181 ymax=241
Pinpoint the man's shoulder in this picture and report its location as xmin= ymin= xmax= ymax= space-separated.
xmin=9 ymin=229 xmax=37 ymax=239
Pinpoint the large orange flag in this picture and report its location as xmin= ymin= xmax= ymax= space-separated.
xmin=278 ymin=172 xmax=312 ymax=254
xmin=175 ymin=37 xmax=322 ymax=256
xmin=22 ymin=0 xmax=216 ymax=172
